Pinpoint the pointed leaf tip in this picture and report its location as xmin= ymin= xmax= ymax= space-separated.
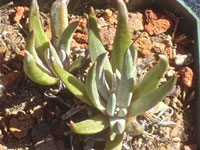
xmin=111 ymin=0 xmax=131 ymax=72
xmin=32 ymin=0 xmax=37 ymax=5
xmin=90 ymin=7 xmax=95 ymax=16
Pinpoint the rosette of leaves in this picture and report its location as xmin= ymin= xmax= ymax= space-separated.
xmin=51 ymin=0 xmax=176 ymax=149
xmin=23 ymin=0 xmax=86 ymax=85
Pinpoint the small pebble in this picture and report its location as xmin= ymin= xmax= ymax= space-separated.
xmin=167 ymin=69 xmax=176 ymax=77
xmin=104 ymin=9 xmax=113 ymax=18
xmin=174 ymin=54 xmax=188 ymax=65
xmin=180 ymin=66 xmax=194 ymax=87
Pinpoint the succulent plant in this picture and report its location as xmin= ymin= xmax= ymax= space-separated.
xmin=23 ymin=0 xmax=86 ymax=86
xmin=50 ymin=0 xmax=176 ymax=149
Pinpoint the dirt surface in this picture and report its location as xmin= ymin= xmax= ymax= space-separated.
xmin=0 ymin=0 xmax=198 ymax=150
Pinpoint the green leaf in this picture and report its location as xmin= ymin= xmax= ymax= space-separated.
xmin=49 ymin=42 xmax=63 ymax=67
xmin=116 ymin=49 xmax=134 ymax=108
xmin=110 ymin=117 xmax=126 ymax=134
xmin=106 ymin=93 xmax=117 ymax=117
xmin=29 ymin=0 xmax=49 ymax=60
xmin=96 ymin=53 xmax=110 ymax=102
xmin=86 ymin=63 xmax=106 ymax=113
xmin=112 ymin=70 xmax=121 ymax=93
xmin=128 ymin=76 xmax=176 ymax=116
xmin=69 ymin=115 xmax=109 ymax=134
xmin=58 ymin=49 xmax=70 ymax=70
xmin=132 ymin=55 xmax=169 ymax=102
xmin=50 ymin=0 xmax=69 ymax=48
xmin=68 ymin=57 xmax=87 ymax=73
xmin=58 ymin=21 xmax=79 ymax=55
xmin=125 ymin=117 xmax=143 ymax=135
xmin=111 ymin=0 xmax=131 ymax=72
xmin=88 ymin=7 xmax=113 ymax=83
xmin=44 ymin=43 xmax=63 ymax=76
xmin=51 ymin=57 xmax=92 ymax=106
xmin=105 ymin=134 xmax=123 ymax=150
xmin=23 ymin=51 xmax=58 ymax=85
xmin=26 ymin=30 xmax=53 ymax=76
xmin=129 ymin=44 xmax=138 ymax=87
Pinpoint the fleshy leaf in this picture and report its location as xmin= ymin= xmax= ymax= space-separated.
xmin=116 ymin=49 xmax=134 ymax=108
xmin=96 ymin=53 xmax=110 ymax=102
xmin=51 ymin=57 xmax=92 ymax=106
xmin=86 ymin=63 xmax=106 ymax=113
xmin=106 ymin=92 xmax=117 ymax=117
xmin=29 ymin=0 xmax=49 ymax=60
xmin=58 ymin=49 xmax=70 ymax=69
xmin=68 ymin=57 xmax=87 ymax=73
xmin=50 ymin=0 xmax=69 ymax=47
xmin=23 ymin=51 xmax=58 ymax=85
xmin=125 ymin=117 xmax=143 ymax=135
xmin=128 ymin=76 xmax=176 ymax=116
xmin=45 ymin=42 xmax=64 ymax=77
xmin=111 ymin=0 xmax=131 ymax=72
xmin=105 ymin=134 xmax=123 ymax=150
xmin=110 ymin=117 xmax=126 ymax=134
xmin=69 ymin=115 xmax=109 ymax=134
xmin=129 ymin=44 xmax=138 ymax=87
xmin=88 ymin=7 xmax=113 ymax=83
xmin=26 ymin=30 xmax=53 ymax=76
xmin=132 ymin=55 xmax=169 ymax=102
xmin=58 ymin=21 xmax=79 ymax=55
xmin=112 ymin=70 xmax=121 ymax=93
xmin=49 ymin=42 xmax=63 ymax=68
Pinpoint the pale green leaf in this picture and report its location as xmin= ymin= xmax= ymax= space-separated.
xmin=26 ymin=30 xmax=53 ymax=76
xmin=110 ymin=117 xmax=126 ymax=134
xmin=116 ymin=49 xmax=134 ymax=108
xmin=106 ymin=93 xmax=116 ymax=117
xmin=86 ymin=63 xmax=106 ymax=113
xmin=69 ymin=115 xmax=109 ymax=134
xmin=132 ymin=55 xmax=169 ymax=102
xmin=129 ymin=44 xmax=138 ymax=87
xmin=51 ymin=57 xmax=92 ymax=106
xmin=29 ymin=0 xmax=49 ymax=60
xmin=23 ymin=51 xmax=58 ymax=85
xmin=58 ymin=21 xmax=79 ymax=55
xmin=50 ymin=0 xmax=68 ymax=47
xmin=88 ymin=7 xmax=113 ymax=83
xmin=68 ymin=57 xmax=87 ymax=73
xmin=129 ymin=77 xmax=176 ymax=116
xmin=111 ymin=0 xmax=131 ymax=72
xmin=96 ymin=53 xmax=110 ymax=102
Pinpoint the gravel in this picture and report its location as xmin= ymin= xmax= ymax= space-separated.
xmin=183 ymin=0 xmax=200 ymax=17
